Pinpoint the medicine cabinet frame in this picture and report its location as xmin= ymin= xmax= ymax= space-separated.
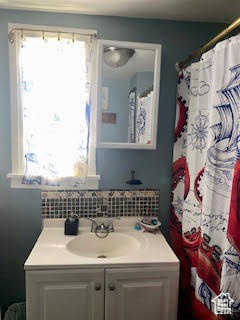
xmin=96 ymin=39 xmax=162 ymax=150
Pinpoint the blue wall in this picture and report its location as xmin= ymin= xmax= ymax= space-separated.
xmin=102 ymin=78 xmax=130 ymax=143
xmin=0 ymin=8 xmax=224 ymax=312
xmin=130 ymin=72 xmax=154 ymax=95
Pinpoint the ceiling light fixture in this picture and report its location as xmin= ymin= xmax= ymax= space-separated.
xmin=103 ymin=47 xmax=135 ymax=68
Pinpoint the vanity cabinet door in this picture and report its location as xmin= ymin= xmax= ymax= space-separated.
xmin=26 ymin=269 xmax=104 ymax=320
xmin=105 ymin=267 xmax=179 ymax=320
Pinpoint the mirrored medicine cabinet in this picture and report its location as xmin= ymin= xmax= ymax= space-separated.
xmin=96 ymin=40 xmax=162 ymax=149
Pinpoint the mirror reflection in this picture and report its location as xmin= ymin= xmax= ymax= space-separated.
xmin=101 ymin=47 xmax=155 ymax=144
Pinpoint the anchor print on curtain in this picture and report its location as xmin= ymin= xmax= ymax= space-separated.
xmin=170 ymin=34 xmax=240 ymax=320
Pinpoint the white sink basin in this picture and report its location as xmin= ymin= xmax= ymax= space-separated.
xmin=67 ymin=232 xmax=141 ymax=258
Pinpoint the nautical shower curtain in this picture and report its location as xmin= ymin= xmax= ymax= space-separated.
xmin=171 ymin=34 xmax=240 ymax=319
xmin=128 ymin=88 xmax=136 ymax=143
xmin=128 ymin=88 xmax=153 ymax=144
xmin=136 ymin=90 xmax=153 ymax=144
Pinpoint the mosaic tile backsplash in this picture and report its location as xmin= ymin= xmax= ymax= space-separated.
xmin=41 ymin=189 xmax=160 ymax=219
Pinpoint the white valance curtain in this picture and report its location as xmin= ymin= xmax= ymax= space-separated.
xmin=17 ymin=31 xmax=95 ymax=187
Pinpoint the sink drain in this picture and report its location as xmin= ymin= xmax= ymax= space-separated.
xmin=98 ymin=255 xmax=107 ymax=258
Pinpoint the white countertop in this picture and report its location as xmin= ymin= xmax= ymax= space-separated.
xmin=25 ymin=218 xmax=179 ymax=270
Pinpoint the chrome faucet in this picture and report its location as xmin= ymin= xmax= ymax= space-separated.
xmin=86 ymin=217 xmax=120 ymax=234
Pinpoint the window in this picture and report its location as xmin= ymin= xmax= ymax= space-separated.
xmin=8 ymin=24 xmax=100 ymax=189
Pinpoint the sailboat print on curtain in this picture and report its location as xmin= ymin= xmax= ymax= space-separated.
xmin=170 ymin=34 xmax=240 ymax=320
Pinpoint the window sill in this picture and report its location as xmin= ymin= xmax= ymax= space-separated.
xmin=7 ymin=174 xmax=101 ymax=190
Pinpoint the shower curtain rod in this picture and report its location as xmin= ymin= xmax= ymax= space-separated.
xmin=139 ymin=85 xmax=153 ymax=98
xmin=177 ymin=17 xmax=240 ymax=70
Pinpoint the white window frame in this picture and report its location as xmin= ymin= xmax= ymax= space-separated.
xmin=7 ymin=23 xmax=100 ymax=189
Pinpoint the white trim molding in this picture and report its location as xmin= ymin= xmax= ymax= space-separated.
xmin=7 ymin=174 xmax=101 ymax=189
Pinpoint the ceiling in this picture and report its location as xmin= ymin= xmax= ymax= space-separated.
xmin=103 ymin=49 xmax=155 ymax=80
xmin=0 ymin=0 xmax=239 ymax=23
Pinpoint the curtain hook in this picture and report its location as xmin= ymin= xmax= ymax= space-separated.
xmin=72 ymin=33 xmax=75 ymax=43
xmin=8 ymin=31 xmax=15 ymax=43
xmin=42 ymin=31 xmax=45 ymax=41
xmin=58 ymin=32 xmax=61 ymax=41
xmin=21 ymin=29 xmax=23 ymax=40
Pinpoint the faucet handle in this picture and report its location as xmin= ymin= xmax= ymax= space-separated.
xmin=85 ymin=217 xmax=97 ymax=223
xmin=107 ymin=217 xmax=120 ymax=232
xmin=85 ymin=217 xmax=97 ymax=231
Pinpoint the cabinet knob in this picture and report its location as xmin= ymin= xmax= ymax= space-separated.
xmin=95 ymin=283 xmax=101 ymax=291
xmin=109 ymin=283 xmax=115 ymax=291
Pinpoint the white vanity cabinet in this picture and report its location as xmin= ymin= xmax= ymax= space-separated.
xmin=26 ymin=269 xmax=104 ymax=320
xmin=26 ymin=266 xmax=179 ymax=320
xmin=105 ymin=267 xmax=178 ymax=320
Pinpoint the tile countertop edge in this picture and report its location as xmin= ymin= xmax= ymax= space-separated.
xmin=42 ymin=217 xmax=155 ymax=228
xmin=24 ymin=262 xmax=180 ymax=271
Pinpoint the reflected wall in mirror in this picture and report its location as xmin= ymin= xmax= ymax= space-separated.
xmin=97 ymin=40 xmax=161 ymax=149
